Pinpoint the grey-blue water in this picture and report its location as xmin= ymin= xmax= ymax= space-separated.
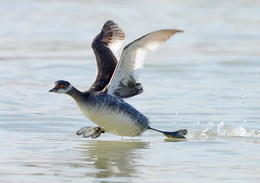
xmin=0 ymin=0 xmax=259 ymax=182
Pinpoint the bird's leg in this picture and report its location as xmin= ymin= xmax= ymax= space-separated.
xmin=148 ymin=126 xmax=188 ymax=139
xmin=76 ymin=126 xmax=105 ymax=139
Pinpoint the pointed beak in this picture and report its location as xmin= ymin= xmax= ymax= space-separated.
xmin=49 ymin=87 xmax=57 ymax=92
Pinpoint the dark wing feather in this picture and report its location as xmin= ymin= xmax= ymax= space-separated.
xmin=90 ymin=20 xmax=125 ymax=91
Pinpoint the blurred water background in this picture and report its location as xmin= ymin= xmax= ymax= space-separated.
xmin=0 ymin=0 xmax=260 ymax=182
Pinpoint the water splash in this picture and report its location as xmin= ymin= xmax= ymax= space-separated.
xmin=189 ymin=121 xmax=260 ymax=138
xmin=217 ymin=122 xmax=259 ymax=137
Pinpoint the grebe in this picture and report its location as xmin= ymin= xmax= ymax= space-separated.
xmin=49 ymin=20 xmax=187 ymax=139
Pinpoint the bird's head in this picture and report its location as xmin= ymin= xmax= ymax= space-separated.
xmin=49 ymin=80 xmax=72 ymax=94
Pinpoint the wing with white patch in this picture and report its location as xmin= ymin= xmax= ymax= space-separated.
xmin=98 ymin=20 xmax=125 ymax=55
xmin=90 ymin=20 xmax=125 ymax=91
xmin=105 ymin=29 xmax=183 ymax=98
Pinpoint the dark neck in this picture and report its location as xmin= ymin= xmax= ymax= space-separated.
xmin=67 ymin=86 xmax=84 ymax=102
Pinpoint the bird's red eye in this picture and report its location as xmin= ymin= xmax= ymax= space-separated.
xmin=59 ymin=84 xmax=64 ymax=88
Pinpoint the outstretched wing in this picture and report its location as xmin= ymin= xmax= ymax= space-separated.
xmin=90 ymin=20 xmax=125 ymax=91
xmin=105 ymin=29 xmax=183 ymax=98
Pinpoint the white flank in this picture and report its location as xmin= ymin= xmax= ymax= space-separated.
xmin=77 ymin=103 xmax=142 ymax=137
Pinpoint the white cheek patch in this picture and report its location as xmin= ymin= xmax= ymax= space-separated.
xmin=56 ymin=84 xmax=72 ymax=93
xmin=56 ymin=89 xmax=66 ymax=93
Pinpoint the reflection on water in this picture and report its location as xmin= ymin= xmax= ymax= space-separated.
xmin=78 ymin=140 xmax=148 ymax=179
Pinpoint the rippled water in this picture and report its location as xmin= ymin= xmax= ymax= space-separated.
xmin=1 ymin=0 xmax=260 ymax=182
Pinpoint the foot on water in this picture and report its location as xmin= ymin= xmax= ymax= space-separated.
xmin=163 ymin=129 xmax=188 ymax=139
xmin=76 ymin=126 xmax=105 ymax=139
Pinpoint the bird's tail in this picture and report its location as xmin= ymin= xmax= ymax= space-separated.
xmin=148 ymin=126 xmax=188 ymax=139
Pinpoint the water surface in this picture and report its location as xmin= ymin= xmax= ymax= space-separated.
xmin=0 ymin=0 xmax=260 ymax=182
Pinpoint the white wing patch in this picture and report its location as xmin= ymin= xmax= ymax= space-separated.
xmin=105 ymin=23 xmax=125 ymax=58
xmin=108 ymin=39 xmax=124 ymax=56
xmin=106 ymin=29 xmax=183 ymax=97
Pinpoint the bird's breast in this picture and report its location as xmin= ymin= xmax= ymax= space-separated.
xmin=77 ymin=101 xmax=146 ymax=137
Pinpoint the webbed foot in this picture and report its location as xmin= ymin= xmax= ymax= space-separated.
xmin=76 ymin=126 xmax=105 ymax=139
xmin=163 ymin=129 xmax=188 ymax=139
xmin=148 ymin=126 xmax=188 ymax=140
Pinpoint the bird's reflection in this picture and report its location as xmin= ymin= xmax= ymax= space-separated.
xmin=78 ymin=140 xmax=149 ymax=179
